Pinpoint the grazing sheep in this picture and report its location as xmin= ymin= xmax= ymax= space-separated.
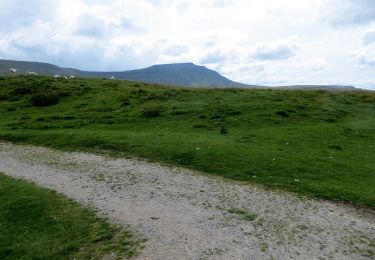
xmin=26 ymin=71 xmax=38 ymax=76
xmin=54 ymin=74 xmax=60 ymax=78
xmin=10 ymin=68 xmax=18 ymax=76
xmin=69 ymin=75 xmax=75 ymax=79
xmin=63 ymin=76 xmax=68 ymax=79
xmin=110 ymin=76 xmax=115 ymax=80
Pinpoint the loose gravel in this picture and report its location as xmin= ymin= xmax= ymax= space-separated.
xmin=0 ymin=141 xmax=374 ymax=259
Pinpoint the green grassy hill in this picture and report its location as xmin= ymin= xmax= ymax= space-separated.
xmin=0 ymin=75 xmax=374 ymax=206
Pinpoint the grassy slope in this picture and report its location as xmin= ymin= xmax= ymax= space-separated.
xmin=0 ymin=173 xmax=143 ymax=259
xmin=0 ymin=75 xmax=374 ymax=206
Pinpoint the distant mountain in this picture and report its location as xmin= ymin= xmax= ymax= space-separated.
xmin=0 ymin=59 xmax=362 ymax=90
xmin=0 ymin=59 xmax=69 ymax=76
xmin=278 ymin=85 xmax=357 ymax=91
xmin=0 ymin=59 xmax=250 ymax=88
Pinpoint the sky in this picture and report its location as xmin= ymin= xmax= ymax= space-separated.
xmin=0 ymin=0 xmax=374 ymax=89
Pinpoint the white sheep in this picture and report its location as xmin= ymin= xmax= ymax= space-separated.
xmin=26 ymin=71 xmax=38 ymax=76
xmin=54 ymin=74 xmax=60 ymax=78
xmin=10 ymin=68 xmax=18 ymax=76
xmin=63 ymin=76 xmax=68 ymax=79
xmin=69 ymin=75 xmax=75 ymax=79
xmin=110 ymin=76 xmax=115 ymax=80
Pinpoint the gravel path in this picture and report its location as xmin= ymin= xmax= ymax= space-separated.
xmin=0 ymin=141 xmax=374 ymax=259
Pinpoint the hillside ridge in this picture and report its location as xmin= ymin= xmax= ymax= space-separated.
xmin=0 ymin=59 xmax=249 ymax=88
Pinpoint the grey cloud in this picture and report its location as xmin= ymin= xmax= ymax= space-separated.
xmin=163 ymin=45 xmax=188 ymax=56
xmin=362 ymin=29 xmax=375 ymax=45
xmin=213 ymin=0 xmax=232 ymax=7
xmin=0 ymin=0 xmax=55 ymax=33
xmin=321 ymin=0 xmax=375 ymax=28
xmin=252 ymin=39 xmax=298 ymax=61
xmin=353 ymin=46 xmax=375 ymax=67
xmin=357 ymin=56 xmax=375 ymax=66
xmin=7 ymin=39 xmax=106 ymax=70
xmin=200 ymin=50 xmax=227 ymax=64
xmin=239 ymin=64 xmax=265 ymax=73
xmin=120 ymin=18 xmax=135 ymax=29
xmin=74 ymin=14 xmax=107 ymax=38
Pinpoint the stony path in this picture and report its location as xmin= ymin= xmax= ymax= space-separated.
xmin=0 ymin=141 xmax=374 ymax=259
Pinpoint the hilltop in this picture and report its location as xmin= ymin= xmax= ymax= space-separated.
xmin=0 ymin=59 xmax=361 ymax=90
xmin=0 ymin=59 xmax=250 ymax=88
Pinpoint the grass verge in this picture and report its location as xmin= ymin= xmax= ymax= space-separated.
xmin=0 ymin=173 xmax=143 ymax=259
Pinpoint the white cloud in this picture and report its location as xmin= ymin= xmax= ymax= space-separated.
xmin=352 ymin=45 xmax=375 ymax=66
xmin=362 ymin=29 xmax=375 ymax=45
xmin=163 ymin=45 xmax=189 ymax=56
xmin=320 ymin=0 xmax=375 ymax=28
xmin=251 ymin=37 xmax=299 ymax=60
xmin=201 ymin=50 xmax=230 ymax=64
xmin=0 ymin=0 xmax=374 ymax=89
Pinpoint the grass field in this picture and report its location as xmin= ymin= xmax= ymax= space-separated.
xmin=0 ymin=75 xmax=374 ymax=206
xmin=0 ymin=173 xmax=143 ymax=259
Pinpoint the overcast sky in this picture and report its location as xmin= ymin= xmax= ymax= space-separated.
xmin=0 ymin=0 xmax=374 ymax=89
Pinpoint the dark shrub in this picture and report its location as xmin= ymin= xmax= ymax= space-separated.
xmin=171 ymin=152 xmax=196 ymax=165
xmin=328 ymin=145 xmax=342 ymax=150
xmin=8 ymin=97 xmax=20 ymax=102
xmin=118 ymin=96 xmax=131 ymax=106
xmin=131 ymin=89 xmax=147 ymax=95
xmin=324 ymin=118 xmax=336 ymax=123
xmin=220 ymin=125 xmax=229 ymax=134
xmin=63 ymin=115 xmax=75 ymax=120
xmin=276 ymin=111 xmax=290 ymax=118
xmin=225 ymin=110 xmax=242 ymax=116
xmin=193 ymin=124 xmax=208 ymax=128
xmin=170 ymin=110 xmax=187 ymax=115
xmin=141 ymin=103 xmax=162 ymax=118
xmin=31 ymin=93 xmax=59 ymax=107
xmin=210 ymin=114 xmax=222 ymax=120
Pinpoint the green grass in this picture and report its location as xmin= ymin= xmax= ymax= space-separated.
xmin=0 ymin=75 xmax=374 ymax=207
xmin=0 ymin=173 xmax=143 ymax=259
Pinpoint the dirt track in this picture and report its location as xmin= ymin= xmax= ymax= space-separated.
xmin=0 ymin=142 xmax=374 ymax=259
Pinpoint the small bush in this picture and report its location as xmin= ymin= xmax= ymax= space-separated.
xmin=193 ymin=124 xmax=209 ymax=129
xmin=210 ymin=114 xmax=223 ymax=120
xmin=31 ymin=93 xmax=59 ymax=107
xmin=118 ymin=96 xmax=131 ymax=106
xmin=324 ymin=118 xmax=336 ymax=123
xmin=63 ymin=115 xmax=75 ymax=120
xmin=8 ymin=97 xmax=20 ymax=102
xmin=220 ymin=125 xmax=229 ymax=134
xmin=170 ymin=110 xmax=187 ymax=116
xmin=328 ymin=145 xmax=342 ymax=150
xmin=141 ymin=103 xmax=162 ymax=118
xmin=276 ymin=111 xmax=290 ymax=118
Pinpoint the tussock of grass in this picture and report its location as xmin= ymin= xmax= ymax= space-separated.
xmin=0 ymin=173 xmax=143 ymax=259
xmin=228 ymin=208 xmax=258 ymax=221
xmin=0 ymin=75 xmax=374 ymax=207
